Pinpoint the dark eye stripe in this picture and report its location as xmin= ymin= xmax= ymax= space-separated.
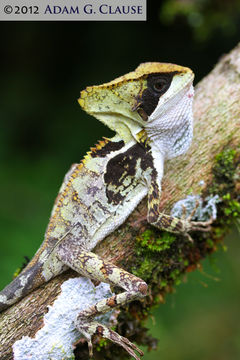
xmin=138 ymin=72 xmax=178 ymax=118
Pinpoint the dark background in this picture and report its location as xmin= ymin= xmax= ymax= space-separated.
xmin=0 ymin=1 xmax=239 ymax=358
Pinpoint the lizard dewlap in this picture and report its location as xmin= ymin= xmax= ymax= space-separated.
xmin=0 ymin=63 xmax=212 ymax=360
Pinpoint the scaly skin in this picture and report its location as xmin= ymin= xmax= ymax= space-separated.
xmin=0 ymin=63 xmax=212 ymax=359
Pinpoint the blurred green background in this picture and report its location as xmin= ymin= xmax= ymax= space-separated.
xmin=0 ymin=0 xmax=239 ymax=358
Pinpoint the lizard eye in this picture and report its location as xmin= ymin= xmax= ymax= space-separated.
xmin=153 ymin=79 xmax=168 ymax=93
xmin=138 ymin=72 xmax=177 ymax=117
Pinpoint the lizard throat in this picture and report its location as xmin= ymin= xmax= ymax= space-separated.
xmin=145 ymin=85 xmax=194 ymax=159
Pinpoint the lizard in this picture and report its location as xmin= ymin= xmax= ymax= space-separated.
xmin=0 ymin=62 xmax=212 ymax=360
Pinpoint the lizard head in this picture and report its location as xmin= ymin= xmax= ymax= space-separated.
xmin=78 ymin=62 xmax=194 ymax=157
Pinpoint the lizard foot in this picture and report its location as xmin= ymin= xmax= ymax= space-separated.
xmin=188 ymin=217 xmax=213 ymax=232
xmin=181 ymin=202 xmax=214 ymax=241
xmin=75 ymin=318 xmax=144 ymax=360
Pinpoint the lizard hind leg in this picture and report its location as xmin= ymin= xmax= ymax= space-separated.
xmin=57 ymin=246 xmax=147 ymax=359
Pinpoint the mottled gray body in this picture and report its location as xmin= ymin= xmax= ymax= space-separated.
xmin=0 ymin=137 xmax=151 ymax=310
xmin=41 ymin=137 xmax=150 ymax=280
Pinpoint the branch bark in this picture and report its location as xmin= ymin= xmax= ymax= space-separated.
xmin=1 ymin=44 xmax=240 ymax=360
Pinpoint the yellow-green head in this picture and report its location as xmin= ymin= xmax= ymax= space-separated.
xmin=78 ymin=62 xmax=194 ymax=148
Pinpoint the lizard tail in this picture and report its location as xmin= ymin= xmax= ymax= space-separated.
xmin=0 ymin=261 xmax=45 ymax=312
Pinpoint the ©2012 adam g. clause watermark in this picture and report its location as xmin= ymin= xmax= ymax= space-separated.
xmin=0 ymin=0 xmax=146 ymax=20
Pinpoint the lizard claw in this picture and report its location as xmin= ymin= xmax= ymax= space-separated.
xmin=184 ymin=216 xmax=214 ymax=241
xmin=107 ymin=328 xmax=144 ymax=360
xmin=185 ymin=232 xmax=194 ymax=243
xmin=179 ymin=202 xmax=214 ymax=241
xmin=186 ymin=200 xmax=200 ymax=222
xmin=181 ymin=204 xmax=187 ymax=220
xmin=76 ymin=319 xmax=144 ymax=360
xmin=190 ymin=216 xmax=214 ymax=231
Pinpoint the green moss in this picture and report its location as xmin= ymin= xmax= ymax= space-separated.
xmin=169 ymin=268 xmax=181 ymax=284
xmin=211 ymin=148 xmax=237 ymax=195
xmin=221 ymin=193 xmax=240 ymax=233
xmin=96 ymin=338 xmax=108 ymax=352
xmin=132 ymin=256 xmax=156 ymax=281
xmin=222 ymin=194 xmax=240 ymax=217
xmin=131 ymin=227 xmax=192 ymax=289
xmin=206 ymin=238 xmax=214 ymax=248
xmin=131 ymin=229 xmax=178 ymax=281
xmin=209 ymin=146 xmax=240 ymax=237
xmin=183 ymin=259 xmax=189 ymax=266
xmin=215 ymin=148 xmax=236 ymax=171
xmin=136 ymin=229 xmax=176 ymax=252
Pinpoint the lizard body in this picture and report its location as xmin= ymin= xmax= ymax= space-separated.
xmin=0 ymin=63 xmax=211 ymax=359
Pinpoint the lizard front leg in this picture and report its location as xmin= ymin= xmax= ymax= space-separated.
xmin=57 ymin=243 xmax=147 ymax=360
xmin=147 ymin=181 xmax=213 ymax=238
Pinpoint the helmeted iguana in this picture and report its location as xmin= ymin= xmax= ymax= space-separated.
xmin=0 ymin=63 xmax=212 ymax=359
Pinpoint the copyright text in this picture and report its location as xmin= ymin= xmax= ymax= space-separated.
xmin=0 ymin=0 xmax=146 ymax=21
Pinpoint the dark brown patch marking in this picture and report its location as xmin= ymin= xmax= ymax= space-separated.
xmin=104 ymin=143 xmax=154 ymax=205
xmin=91 ymin=140 xmax=124 ymax=158
xmin=96 ymin=325 xmax=104 ymax=336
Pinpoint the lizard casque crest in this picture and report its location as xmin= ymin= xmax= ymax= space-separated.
xmin=0 ymin=63 xmax=212 ymax=359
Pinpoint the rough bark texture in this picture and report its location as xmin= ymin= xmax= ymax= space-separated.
xmin=0 ymin=44 xmax=240 ymax=360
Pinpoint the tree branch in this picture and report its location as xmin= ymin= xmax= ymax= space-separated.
xmin=1 ymin=44 xmax=240 ymax=360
